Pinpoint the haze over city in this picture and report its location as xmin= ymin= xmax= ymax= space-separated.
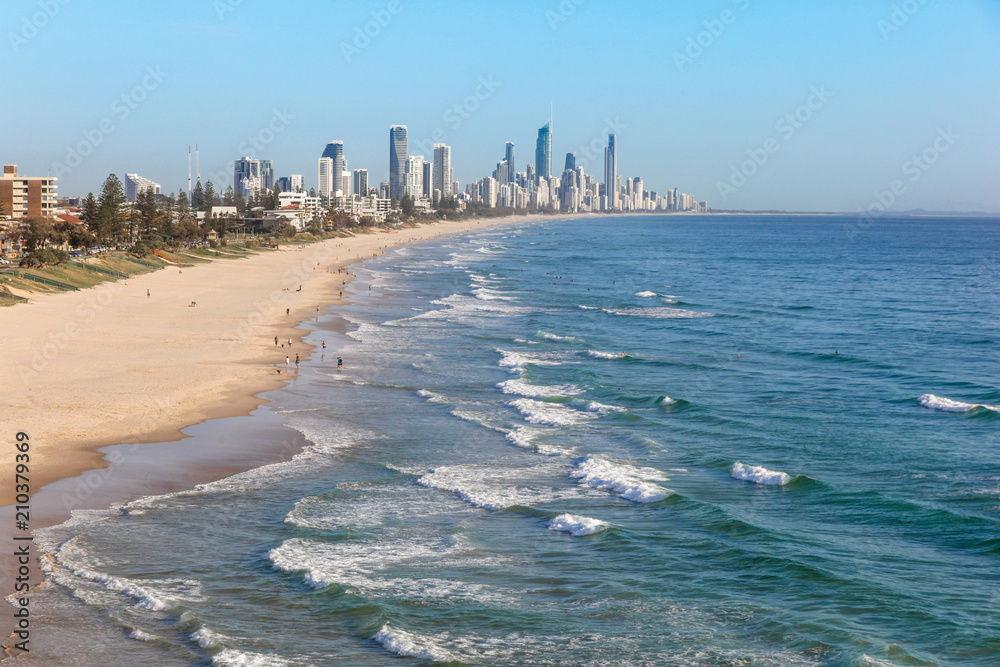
xmin=4 ymin=0 xmax=999 ymax=212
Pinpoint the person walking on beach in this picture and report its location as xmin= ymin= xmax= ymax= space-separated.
xmin=147 ymin=289 xmax=150 ymax=298
xmin=337 ymin=357 xmax=343 ymax=369
xmin=295 ymin=354 xmax=300 ymax=369
xmin=275 ymin=335 xmax=279 ymax=346
xmin=288 ymin=338 xmax=292 ymax=347
xmin=285 ymin=355 xmax=290 ymax=368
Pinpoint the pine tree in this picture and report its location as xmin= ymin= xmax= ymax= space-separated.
xmin=136 ymin=188 xmax=158 ymax=236
xmin=234 ymin=190 xmax=246 ymax=214
xmin=177 ymin=190 xmax=190 ymax=213
xmin=81 ymin=192 xmax=100 ymax=239
xmin=97 ymin=174 xmax=128 ymax=245
xmin=223 ymin=186 xmax=235 ymax=206
xmin=271 ymin=184 xmax=281 ymax=210
xmin=204 ymin=181 xmax=220 ymax=210
xmin=192 ymin=180 xmax=205 ymax=211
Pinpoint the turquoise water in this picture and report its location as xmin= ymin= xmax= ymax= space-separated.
xmin=34 ymin=215 xmax=1000 ymax=665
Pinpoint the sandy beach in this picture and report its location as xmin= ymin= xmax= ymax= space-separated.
xmin=1 ymin=215 xmax=576 ymax=512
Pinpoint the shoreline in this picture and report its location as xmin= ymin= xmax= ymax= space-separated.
xmin=0 ymin=212 xmax=589 ymax=610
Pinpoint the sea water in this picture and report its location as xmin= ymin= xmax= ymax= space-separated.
xmin=24 ymin=215 xmax=1000 ymax=666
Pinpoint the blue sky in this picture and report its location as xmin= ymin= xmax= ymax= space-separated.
xmin=3 ymin=0 xmax=998 ymax=212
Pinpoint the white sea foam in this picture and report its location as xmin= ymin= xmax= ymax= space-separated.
xmin=509 ymin=398 xmax=594 ymax=426
xmin=129 ymin=628 xmax=156 ymax=642
xmin=604 ymin=307 xmax=713 ymax=319
xmin=659 ymin=396 xmax=677 ymax=406
xmin=373 ymin=624 xmax=457 ymax=663
xmin=211 ymin=649 xmax=300 ymax=667
xmin=192 ymin=626 xmax=228 ymax=649
xmin=417 ymin=461 xmax=582 ymax=511
xmin=586 ymin=350 xmax=622 ymax=360
xmin=731 ymin=461 xmax=792 ymax=485
xmin=548 ymin=513 xmax=609 ymax=536
xmin=578 ymin=304 xmax=599 ymax=310
xmin=571 ymin=456 xmax=671 ymax=503
xmin=497 ymin=378 xmax=580 ymax=398
xmin=636 ymin=290 xmax=658 ymax=298
xmin=919 ymin=393 xmax=1000 ymax=413
xmin=496 ymin=348 xmax=562 ymax=374
xmin=417 ymin=389 xmax=448 ymax=403
xmin=581 ymin=401 xmax=626 ymax=415
xmin=505 ymin=426 xmax=542 ymax=449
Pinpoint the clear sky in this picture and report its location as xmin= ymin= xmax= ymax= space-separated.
xmin=3 ymin=0 xmax=999 ymax=212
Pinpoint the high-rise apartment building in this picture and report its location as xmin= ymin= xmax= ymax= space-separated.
xmin=234 ymin=157 xmax=262 ymax=200
xmin=318 ymin=157 xmax=334 ymax=199
xmin=433 ymin=143 xmax=453 ymax=199
xmin=322 ymin=142 xmax=346 ymax=196
xmin=535 ymin=122 xmax=552 ymax=184
xmin=389 ymin=125 xmax=408 ymax=201
xmin=0 ymin=165 xmax=57 ymax=219
xmin=125 ymin=173 xmax=161 ymax=202
xmin=604 ymin=134 xmax=617 ymax=210
xmin=289 ymin=174 xmax=304 ymax=192
xmin=564 ymin=152 xmax=576 ymax=171
xmin=259 ymin=159 xmax=274 ymax=192
xmin=504 ymin=142 xmax=515 ymax=183
xmin=404 ymin=155 xmax=424 ymax=199
xmin=353 ymin=169 xmax=369 ymax=197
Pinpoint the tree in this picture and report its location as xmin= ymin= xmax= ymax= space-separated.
xmin=135 ymin=188 xmax=159 ymax=236
xmin=309 ymin=187 xmax=316 ymax=197
xmin=234 ymin=189 xmax=246 ymax=214
xmin=98 ymin=174 xmax=128 ymax=244
xmin=204 ymin=181 xmax=220 ymax=210
xmin=22 ymin=217 xmax=54 ymax=251
xmin=177 ymin=190 xmax=190 ymax=213
xmin=223 ymin=186 xmax=235 ymax=206
xmin=191 ymin=180 xmax=205 ymax=211
xmin=81 ymin=192 xmax=99 ymax=240
xmin=400 ymin=194 xmax=415 ymax=217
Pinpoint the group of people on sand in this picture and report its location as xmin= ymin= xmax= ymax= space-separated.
xmin=275 ymin=339 xmax=342 ymax=374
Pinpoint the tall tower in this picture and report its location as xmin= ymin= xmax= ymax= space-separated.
xmin=389 ymin=125 xmax=408 ymax=201
xmin=504 ymin=142 xmax=515 ymax=183
xmin=433 ymin=143 xmax=452 ymax=199
xmin=535 ymin=122 xmax=552 ymax=184
xmin=604 ymin=134 xmax=617 ymax=210
xmin=322 ymin=142 xmax=345 ymax=196
xmin=565 ymin=152 xmax=576 ymax=171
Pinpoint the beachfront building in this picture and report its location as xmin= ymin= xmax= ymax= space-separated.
xmin=604 ymin=134 xmax=618 ymax=211
xmin=353 ymin=169 xmax=369 ymax=197
xmin=125 ymin=173 xmax=161 ymax=202
xmin=234 ymin=157 xmax=263 ymax=200
xmin=433 ymin=144 xmax=452 ymax=200
xmin=404 ymin=156 xmax=425 ymax=200
xmin=318 ymin=157 xmax=334 ymax=199
xmin=389 ymin=125 xmax=407 ymax=201
xmin=0 ymin=165 xmax=58 ymax=220
xmin=535 ymin=122 xmax=552 ymax=184
xmin=322 ymin=141 xmax=347 ymax=197
xmin=505 ymin=142 xmax=515 ymax=183
xmin=259 ymin=160 xmax=274 ymax=192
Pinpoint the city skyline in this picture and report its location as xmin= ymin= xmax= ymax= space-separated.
xmin=2 ymin=1 xmax=999 ymax=212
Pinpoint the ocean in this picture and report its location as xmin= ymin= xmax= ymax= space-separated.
xmin=21 ymin=215 xmax=1000 ymax=666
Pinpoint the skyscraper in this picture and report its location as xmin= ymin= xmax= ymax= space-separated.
xmin=604 ymin=134 xmax=617 ymax=210
xmin=504 ymin=142 xmax=515 ymax=183
xmin=234 ymin=157 xmax=262 ymax=200
xmin=404 ymin=155 xmax=424 ymax=199
xmin=318 ymin=157 xmax=334 ymax=199
xmin=322 ymin=142 xmax=346 ymax=196
xmin=535 ymin=122 xmax=552 ymax=184
xmin=422 ymin=161 xmax=432 ymax=199
xmin=389 ymin=125 xmax=408 ymax=201
xmin=564 ymin=152 xmax=576 ymax=171
xmin=259 ymin=159 xmax=274 ymax=192
xmin=353 ymin=169 xmax=369 ymax=197
xmin=433 ymin=143 xmax=452 ymax=199
xmin=125 ymin=173 xmax=161 ymax=202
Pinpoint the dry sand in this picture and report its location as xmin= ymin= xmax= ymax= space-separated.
xmin=0 ymin=214 xmax=579 ymax=520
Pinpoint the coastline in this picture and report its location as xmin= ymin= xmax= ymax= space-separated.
xmin=0 ymin=213 xmax=587 ymax=595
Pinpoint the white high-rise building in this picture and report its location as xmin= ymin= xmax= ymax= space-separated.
xmin=405 ymin=155 xmax=424 ymax=199
xmin=318 ymin=157 xmax=334 ymax=199
xmin=289 ymin=174 xmax=304 ymax=192
xmin=125 ymin=173 xmax=161 ymax=202
xmin=433 ymin=144 xmax=453 ymax=199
